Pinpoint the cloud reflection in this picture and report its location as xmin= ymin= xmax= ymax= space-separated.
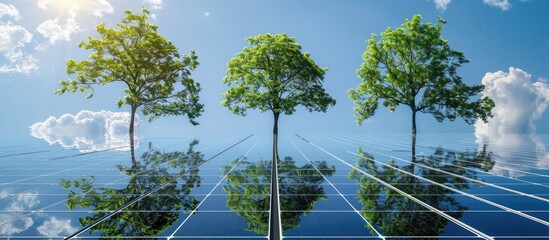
xmin=0 ymin=191 xmax=39 ymax=235
xmin=37 ymin=216 xmax=78 ymax=238
xmin=475 ymin=68 xmax=549 ymax=177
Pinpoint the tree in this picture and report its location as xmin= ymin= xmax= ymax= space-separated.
xmin=56 ymin=8 xmax=203 ymax=156
xmin=222 ymin=33 xmax=336 ymax=159
xmin=222 ymin=34 xmax=335 ymax=239
xmin=348 ymin=15 xmax=494 ymax=157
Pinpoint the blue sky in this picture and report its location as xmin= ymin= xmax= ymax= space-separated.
xmin=1 ymin=0 xmax=549 ymax=142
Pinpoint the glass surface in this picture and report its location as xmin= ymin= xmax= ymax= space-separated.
xmin=1 ymin=133 xmax=549 ymax=239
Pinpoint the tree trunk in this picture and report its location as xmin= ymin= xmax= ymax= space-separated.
xmin=411 ymin=110 xmax=417 ymax=163
xmin=269 ymin=111 xmax=281 ymax=240
xmin=273 ymin=112 xmax=280 ymax=162
xmin=129 ymin=105 xmax=137 ymax=166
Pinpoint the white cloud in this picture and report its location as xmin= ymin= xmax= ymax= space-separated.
xmin=0 ymin=6 xmax=38 ymax=75
xmin=475 ymin=67 xmax=549 ymax=141
xmin=36 ymin=16 xmax=82 ymax=44
xmin=0 ymin=55 xmax=38 ymax=74
xmin=475 ymin=67 xmax=549 ymax=177
xmin=30 ymin=110 xmax=142 ymax=152
xmin=34 ymin=42 xmax=49 ymax=52
xmin=433 ymin=0 xmax=516 ymax=11
xmin=203 ymin=11 xmax=210 ymax=17
xmin=483 ymin=0 xmax=511 ymax=10
xmin=37 ymin=217 xmax=78 ymax=237
xmin=434 ymin=0 xmax=452 ymax=11
xmin=36 ymin=0 xmax=51 ymax=9
xmin=145 ymin=0 xmax=163 ymax=10
xmin=0 ymin=3 xmax=20 ymax=20
xmin=37 ymin=0 xmax=113 ymax=17
xmin=36 ymin=0 xmax=113 ymax=45
xmin=0 ymin=22 xmax=31 ymax=57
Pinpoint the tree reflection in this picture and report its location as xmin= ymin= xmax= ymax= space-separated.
xmin=221 ymin=156 xmax=335 ymax=235
xmin=59 ymin=140 xmax=205 ymax=238
xmin=349 ymin=146 xmax=494 ymax=237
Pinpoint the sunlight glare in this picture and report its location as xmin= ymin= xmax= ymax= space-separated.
xmin=37 ymin=0 xmax=113 ymax=17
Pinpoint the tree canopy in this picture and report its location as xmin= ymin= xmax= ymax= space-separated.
xmin=56 ymin=8 xmax=203 ymax=125
xmin=349 ymin=15 xmax=494 ymax=126
xmin=222 ymin=33 xmax=335 ymax=118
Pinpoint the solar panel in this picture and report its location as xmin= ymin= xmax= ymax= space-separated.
xmin=0 ymin=133 xmax=548 ymax=239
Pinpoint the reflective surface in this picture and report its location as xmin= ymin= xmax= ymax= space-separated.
xmin=1 ymin=133 xmax=549 ymax=239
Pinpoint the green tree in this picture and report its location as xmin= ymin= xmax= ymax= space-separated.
xmin=59 ymin=140 xmax=205 ymax=238
xmin=348 ymin=15 xmax=494 ymax=157
xmin=222 ymin=33 xmax=336 ymax=159
xmin=55 ymin=8 xmax=203 ymax=155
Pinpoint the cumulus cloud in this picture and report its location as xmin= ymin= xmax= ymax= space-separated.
xmin=475 ymin=67 xmax=549 ymax=141
xmin=0 ymin=3 xmax=20 ymax=20
xmin=36 ymin=16 xmax=82 ymax=44
xmin=145 ymin=0 xmax=163 ymax=10
xmin=37 ymin=217 xmax=78 ymax=237
xmin=30 ymin=110 xmax=142 ymax=152
xmin=36 ymin=0 xmax=113 ymax=45
xmin=483 ymin=0 xmax=511 ymax=10
xmin=0 ymin=5 xmax=38 ymax=74
xmin=0 ymin=54 xmax=38 ymax=74
xmin=475 ymin=67 xmax=549 ymax=177
xmin=434 ymin=0 xmax=452 ymax=11
xmin=0 ymin=23 xmax=32 ymax=60
xmin=203 ymin=11 xmax=210 ymax=17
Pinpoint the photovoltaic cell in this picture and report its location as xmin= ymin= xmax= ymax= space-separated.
xmin=0 ymin=133 xmax=548 ymax=239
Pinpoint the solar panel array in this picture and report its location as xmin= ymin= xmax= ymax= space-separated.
xmin=1 ymin=133 xmax=548 ymax=239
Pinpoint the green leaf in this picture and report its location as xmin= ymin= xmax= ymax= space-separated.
xmin=56 ymin=7 xmax=204 ymax=127
xmin=221 ymin=33 xmax=336 ymax=124
xmin=349 ymin=14 xmax=494 ymax=131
